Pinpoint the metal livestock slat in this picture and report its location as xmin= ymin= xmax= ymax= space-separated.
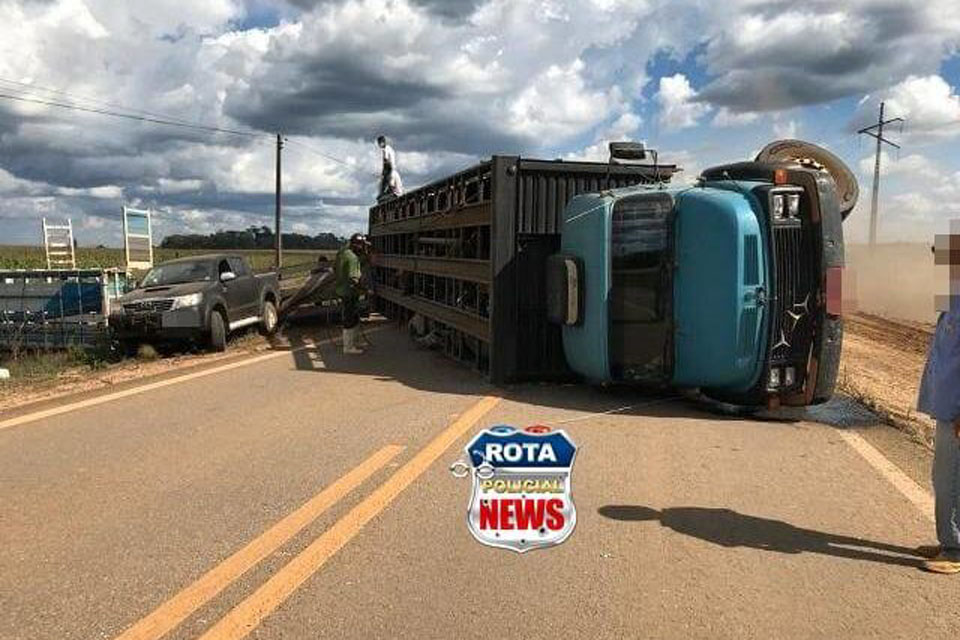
xmin=376 ymin=255 xmax=490 ymax=284
xmin=369 ymin=155 xmax=679 ymax=383
xmin=376 ymin=285 xmax=490 ymax=342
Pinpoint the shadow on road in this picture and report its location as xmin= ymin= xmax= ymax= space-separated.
xmin=598 ymin=505 xmax=919 ymax=568
xmin=267 ymin=317 xmax=830 ymax=427
xmin=269 ymin=318 xmax=721 ymax=421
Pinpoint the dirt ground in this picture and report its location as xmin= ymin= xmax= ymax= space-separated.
xmin=840 ymin=312 xmax=935 ymax=445
xmin=0 ymin=332 xmax=274 ymax=413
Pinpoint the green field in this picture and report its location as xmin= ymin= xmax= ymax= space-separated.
xmin=0 ymin=246 xmax=334 ymax=273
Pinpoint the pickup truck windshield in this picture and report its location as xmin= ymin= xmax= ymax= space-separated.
xmin=142 ymin=261 xmax=214 ymax=286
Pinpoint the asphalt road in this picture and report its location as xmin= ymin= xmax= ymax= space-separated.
xmin=1 ymin=319 xmax=957 ymax=640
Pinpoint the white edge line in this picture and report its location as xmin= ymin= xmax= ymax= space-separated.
xmin=0 ymin=329 xmax=367 ymax=432
xmin=837 ymin=429 xmax=935 ymax=523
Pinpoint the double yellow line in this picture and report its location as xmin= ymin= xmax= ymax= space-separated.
xmin=115 ymin=395 xmax=501 ymax=640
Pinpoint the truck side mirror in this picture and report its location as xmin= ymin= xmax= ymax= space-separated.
xmin=220 ymin=271 xmax=237 ymax=283
xmin=546 ymin=254 xmax=583 ymax=326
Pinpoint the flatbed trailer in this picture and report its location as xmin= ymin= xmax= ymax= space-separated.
xmin=368 ymin=156 xmax=678 ymax=383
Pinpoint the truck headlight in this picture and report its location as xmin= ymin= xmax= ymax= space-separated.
xmin=772 ymin=195 xmax=785 ymax=219
xmin=170 ymin=293 xmax=203 ymax=310
xmin=768 ymin=367 xmax=781 ymax=389
xmin=786 ymin=194 xmax=800 ymax=218
xmin=784 ymin=366 xmax=796 ymax=387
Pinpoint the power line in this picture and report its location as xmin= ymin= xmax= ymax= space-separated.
xmin=283 ymin=138 xmax=356 ymax=168
xmin=857 ymin=101 xmax=905 ymax=247
xmin=0 ymin=77 xmax=212 ymax=130
xmin=0 ymin=91 xmax=267 ymax=139
xmin=0 ymin=81 xmax=364 ymax=170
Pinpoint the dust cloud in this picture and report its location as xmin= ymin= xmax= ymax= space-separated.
xmin=845 ymin=243 xmax=940 ymax=325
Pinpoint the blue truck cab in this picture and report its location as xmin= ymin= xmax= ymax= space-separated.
xmin=548 ymin=155 xmax=849 ymax=408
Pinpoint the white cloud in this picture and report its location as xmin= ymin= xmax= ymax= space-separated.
xmin=1 ymin=0 xmax=959 ymax=246
xmin=699 ymin=1 xmax=960 ymax=113
xmin=857 ymin=152 xmax=941 ymax=180
xmin=507 ymin=59 xmax=622 ymax=139
xmin=773 ymin=118 xmax=798 ymax=139
xmin=564 ymin=112 xmax=642 ymax=162
xmin=657 ymin=73 xmax=709 ymax=131
xmin=884 ymin=75 xmax=960 ymax=141
xmin=712 ymin=107 xmax=759 ymax=127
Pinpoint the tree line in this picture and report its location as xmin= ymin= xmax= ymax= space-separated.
xmin=160 ymin=226 xmax=343 ymax=250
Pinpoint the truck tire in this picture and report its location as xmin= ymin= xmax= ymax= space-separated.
xmin=260 ymin=300 xmax=278 ymax=336
xmin=208 ymin=310 xmax=227 ymax=352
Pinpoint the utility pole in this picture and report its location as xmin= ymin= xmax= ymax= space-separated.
xmin=275 ymin=132 xmax=283 ymax=268
xmin=858 ymin=101 xmax=904 ymax=247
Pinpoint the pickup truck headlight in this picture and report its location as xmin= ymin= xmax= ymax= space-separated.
xmin=170 ymin=293 xmax=203 ymax=310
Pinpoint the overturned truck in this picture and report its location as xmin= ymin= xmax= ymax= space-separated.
xmin=368 ymin=141 xmax=856 ymax=409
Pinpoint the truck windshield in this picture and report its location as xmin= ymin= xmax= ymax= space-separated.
xmin=141 ymin=261 xmax=214 ymax=286
xmin=610 ymin=192 xmax=673 ymax=382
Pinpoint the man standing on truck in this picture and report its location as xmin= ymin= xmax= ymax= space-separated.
xmin=917 ymin=230 xmax=960 ymax=574
xmin=377 ymin=135 xmax=403 ymax=201
xmin=336 ymin=233 xmax=367 ymax=355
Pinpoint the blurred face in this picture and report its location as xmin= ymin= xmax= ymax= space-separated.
xmin=934 ymin=227 xmax=960 ymax=310
xmin=934 ymin=232 xmax=960 ymax=281
xmin=377 ymin=138 xmax=385 ymax=148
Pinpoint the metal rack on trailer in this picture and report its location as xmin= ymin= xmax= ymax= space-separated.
xmin=368 ymin=156 xmax=678 ymax=383
xmin=0 ymin=268 xmax=130 ymax=350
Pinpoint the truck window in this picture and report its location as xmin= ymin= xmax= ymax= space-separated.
xmin=227 ymin=257 xmax=248 ymax=276
xmin=610 ymin=192 xmax=673 ymax=382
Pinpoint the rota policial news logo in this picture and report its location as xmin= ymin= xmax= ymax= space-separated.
xmin=452 ymin=424 xmax=577 ymax=553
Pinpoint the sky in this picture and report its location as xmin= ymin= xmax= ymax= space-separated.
xmin=0 ymin=0 xmax=958 ymax=247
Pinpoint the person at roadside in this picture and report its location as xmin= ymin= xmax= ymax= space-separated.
xmin=335 ymin=233 xmax=368 ymax=355
xmin=917 ymin=231 xmax=960 ymax=574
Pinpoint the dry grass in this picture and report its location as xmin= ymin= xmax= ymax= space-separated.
xmin=838 ymin=313 xmax=936 ymax=446
xmin=0 ymin=245 xmax=334 ymax=273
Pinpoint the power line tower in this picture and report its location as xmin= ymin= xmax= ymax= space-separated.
xmin=858 ymin=101 xmax=904 ymax=246
xmin=275 ymin=132 xmax=284 ymax=269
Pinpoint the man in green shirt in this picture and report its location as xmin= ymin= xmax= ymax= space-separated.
xmin=335 ymin=234 xmax=366 ymax=354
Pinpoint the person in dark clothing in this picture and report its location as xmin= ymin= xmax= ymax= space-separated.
xmin=335 ymin=234 xmax=367 ymax=354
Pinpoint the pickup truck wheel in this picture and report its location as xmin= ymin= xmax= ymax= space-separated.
xmin=260 ymin=300 xmax=278 ymax=336
xmin=119 ymin=339 xmax=139 ymax=358
xmin=208 ymin=310 xmax=227 ymax=352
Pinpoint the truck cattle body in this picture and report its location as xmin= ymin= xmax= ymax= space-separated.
xmin=368 ymin=141 xmax=855 ymax=408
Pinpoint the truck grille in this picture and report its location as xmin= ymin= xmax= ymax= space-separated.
xmin=124 ymin=298 xmax=174 ymax=313
xmin=770 ymin=224 xmax=813 ymax=365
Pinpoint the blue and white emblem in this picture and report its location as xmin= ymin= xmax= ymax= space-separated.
xmin=462 ymin=425 xmax=577 ymax=553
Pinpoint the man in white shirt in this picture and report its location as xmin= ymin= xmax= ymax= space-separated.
xmin=377 ymin=135 xmax=404 ymax=201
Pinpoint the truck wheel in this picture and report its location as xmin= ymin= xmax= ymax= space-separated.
xmin=208 ymin=310 xmax=227 ymax=352
xmin=260 ymin=300 xmax=278 ymax=336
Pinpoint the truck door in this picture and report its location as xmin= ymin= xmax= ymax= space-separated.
xmin=227 ymin=257 xmax=259 ymax=320
xmin=218 ymin=258 xmax=248 ymax=322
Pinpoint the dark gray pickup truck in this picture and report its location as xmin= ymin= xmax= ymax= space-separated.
xmin=111 ymin=254 xmax=280 ymax=352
